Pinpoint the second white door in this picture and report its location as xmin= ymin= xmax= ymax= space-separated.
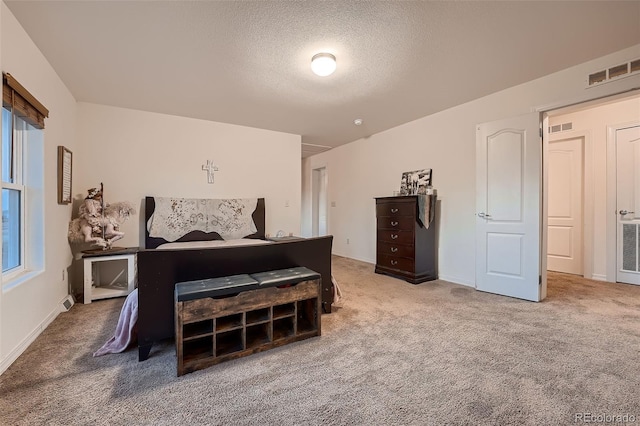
xmin=616 ymin=125 xmax=640 ymax=285
xmin=547 ymin=138 xmax=583 ymax=275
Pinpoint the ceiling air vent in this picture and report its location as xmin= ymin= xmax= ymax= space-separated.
xmin=587 ymin=58 xmax=639 ymax=88
xmin=549 ymin=122 xmax=573 ymax=134
xmin=301 ymin=143 xmax=332 ymax=158
xmin=609 ymin=64 xmax=628 ymax=79
xmin=588 ymin=70 xmax=607 ymax=86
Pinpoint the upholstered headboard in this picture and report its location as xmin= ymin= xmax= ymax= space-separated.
xmin=144 ymin=197 xmax=266 ymax=249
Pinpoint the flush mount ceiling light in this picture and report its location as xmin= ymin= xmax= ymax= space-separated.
xmin=311 ymin=53 xmax=337 ymax=76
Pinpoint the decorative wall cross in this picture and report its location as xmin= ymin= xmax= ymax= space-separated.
xmin=202 ymin=160 xmax=219 ymax=184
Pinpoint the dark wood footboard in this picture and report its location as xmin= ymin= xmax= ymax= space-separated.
xmin=136 ymin=235 xmax=333 ymax=361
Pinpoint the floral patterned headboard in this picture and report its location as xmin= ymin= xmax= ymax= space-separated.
xmin=143 ymin=197 xmax=265 ymax=249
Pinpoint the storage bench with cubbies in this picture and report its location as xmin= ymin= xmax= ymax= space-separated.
xmin=174 ymin=267 xmax=321 ymax=376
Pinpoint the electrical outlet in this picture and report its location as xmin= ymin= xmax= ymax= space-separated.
xmin=347 ymin=238 xmax=350 ymax=244
xmin=331 ymin=201 xmax=336 ymax=207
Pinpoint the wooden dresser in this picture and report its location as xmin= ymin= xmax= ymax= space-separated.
xmin=375 ymin=196 xmax=437 ymax=284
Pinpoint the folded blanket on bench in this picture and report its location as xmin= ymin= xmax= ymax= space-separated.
xmin=93 ymin=288 xmax=138 ymax=357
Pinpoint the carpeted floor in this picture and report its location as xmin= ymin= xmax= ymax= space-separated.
xmin=1 ymin=256 xmax=639 ymax=425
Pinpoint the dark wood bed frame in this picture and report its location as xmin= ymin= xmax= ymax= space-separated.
xmin=137 ymin=197 xmax=333 ymax=361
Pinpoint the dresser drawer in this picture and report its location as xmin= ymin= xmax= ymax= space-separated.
xmin=376 ymin=216 xmax=414 ymax=231
xmin=376 ymin=254 xmax=414 ymax=272
xmin=376 ymin=202 xmax=414 ymax=217
xmin=377 ymin=230 xmax=414 ymax=245
xmin=377 ymin=242 xmax=414 ymax=258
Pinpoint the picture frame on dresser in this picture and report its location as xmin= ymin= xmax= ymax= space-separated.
xmin=399 ymin=168 xmax=432 ymax=195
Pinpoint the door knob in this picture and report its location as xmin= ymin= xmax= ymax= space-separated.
xmin=478 ymin=212 xmax=492 ymax=219
xmin=619 ymin=210 xmax=635 ymax=215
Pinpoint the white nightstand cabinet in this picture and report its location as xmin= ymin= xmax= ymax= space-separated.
xmin=83 ymin=249 xmax=137 ymax=304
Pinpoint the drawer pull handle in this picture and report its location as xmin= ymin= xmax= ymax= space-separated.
xmin=391 ymin=234 xmax=398 ymax=240
xmin=391 ymin=247 xmax=398 ymax=253
xmin=391 ymin=208 xmax=399 ymax=213
xmin=390 ymin=260 xmax=398 ymax=266
xmin=391 ymin=221 xmax=398 ymax=226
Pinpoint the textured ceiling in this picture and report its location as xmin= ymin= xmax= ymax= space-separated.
xmin=5 ymin=1 xmax=640 ymax=156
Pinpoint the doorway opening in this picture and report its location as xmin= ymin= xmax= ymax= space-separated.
xmin=311 ymin=167 xmax=327 ymax=237
xmin=543 ymin=92 xmax=640 ymax=286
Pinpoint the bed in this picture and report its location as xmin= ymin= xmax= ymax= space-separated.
xmin=137 ymin=196 xmax=334 ymax=361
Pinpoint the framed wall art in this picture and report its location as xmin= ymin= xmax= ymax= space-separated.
xmin=400 ymin=168 xmax=432 ymax=195
xmin=57 ymin=146 xmax=72 ymax=204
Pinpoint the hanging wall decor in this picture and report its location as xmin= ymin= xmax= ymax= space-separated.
xmin=202 ymin=160 xmax=219 ymax=184
xmin=57 ymin=146 xmax=73 ymax=204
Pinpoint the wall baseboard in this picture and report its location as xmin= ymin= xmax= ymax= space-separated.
xmin=332 ymin=252 xmax=375 ymax=265
xmin=0 ymin=302 xmax=61 ymax=375
xmin=591 ymin=274 xmax=608 ymax=282
xmin=438 ymin=274 xmax=475 ymax=288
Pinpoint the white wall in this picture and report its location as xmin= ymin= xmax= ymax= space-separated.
xmin=75 ymin=103 xmax=302 ymax=250
xmin=1 ymin=3 xmax=79 ymax=372
xmin=302 ymin=44 xmax=640 ymax=287
xmin=549 ymin=96 xmax=640 ymax=280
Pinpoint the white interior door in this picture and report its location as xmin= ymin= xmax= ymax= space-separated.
xmin=547 ymin=138 xmax=583 ymax=275
xmin=476 ymin=113 xmax=542 ymax=301
xmin=616 ymin=125 xmax=640 ymax=285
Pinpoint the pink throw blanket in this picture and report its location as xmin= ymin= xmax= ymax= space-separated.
xmin=93 ymin=288 xmax=138 ymax=357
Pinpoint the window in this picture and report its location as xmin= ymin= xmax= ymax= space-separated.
xmin=2 ymin=73 xmax=48 ymax=281
xmin=2 ymin=108 xmax=26 ymax=273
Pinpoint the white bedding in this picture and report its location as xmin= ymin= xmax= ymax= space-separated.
xmin=156 ymin=238 xmax=272 ymax=250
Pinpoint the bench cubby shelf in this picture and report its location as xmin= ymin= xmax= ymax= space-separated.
xmin=175 ymin=279 xmax=321 ymax=376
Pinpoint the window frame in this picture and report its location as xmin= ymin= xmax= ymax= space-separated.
xmin=2 ymin=109 xmax=27 ymax=277
xmin=1 ymin=73 xmax=47 ymax=286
